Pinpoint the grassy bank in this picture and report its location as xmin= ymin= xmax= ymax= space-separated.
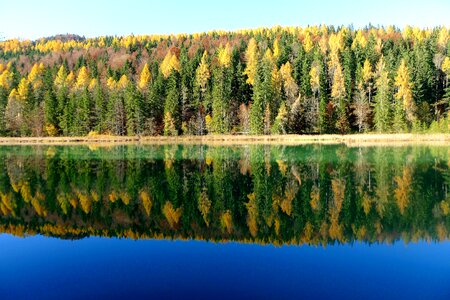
xmin=0 ymin=133 xmax=450 ymax=146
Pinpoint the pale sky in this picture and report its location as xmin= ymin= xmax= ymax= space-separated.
xmin=1 ymin=0 xmax=450 ymax=40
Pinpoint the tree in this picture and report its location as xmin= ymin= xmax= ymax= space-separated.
xmin=138 ymin=63 xmax=151 ymax=90
xmin=250 ymin=50 xmax=276 ymax=134
xmin=164 ymin=72 xmax=180 ymax=135
xmin=331 ymin=63 xmax=349 ymax=133
xmin=243 ymin=38 xmax=258 ymax=85
xmin=352 ymin=82 xmax=371 ymax=132
xmin=394 ymin=59 xmax=415 ymax=127
xmin=124 ymin=82 xmax=144 ymax=135
xmin=212 ymin=44 xmax=233 ymax=133
xmin=373 ymin=58 xmax=392 ymax=132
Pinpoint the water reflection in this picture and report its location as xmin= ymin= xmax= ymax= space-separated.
xmin=0 ymin=144 xmax=449 ymax=245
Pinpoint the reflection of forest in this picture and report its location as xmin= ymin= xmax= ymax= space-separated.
xmin=0 ymin=145 xmax=450 ymax=245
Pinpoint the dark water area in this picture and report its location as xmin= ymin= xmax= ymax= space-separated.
xmin=1 ymin=144 xmax=450 ymax=299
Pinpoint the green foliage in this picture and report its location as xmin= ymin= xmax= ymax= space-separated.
xmin=0 ymin=26 xmax=449 ymax=136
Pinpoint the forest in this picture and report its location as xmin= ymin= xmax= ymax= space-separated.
xmin=1 ymin=25 xmax=450 ymax=136
xmin=0 ymin=144 xmax=450 ymax=244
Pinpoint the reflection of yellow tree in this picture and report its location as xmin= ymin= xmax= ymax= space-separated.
xmin=245 ymin=193 xmax=258 ymax=237
xmin=0 ymin=192 xmax=14 ymax=216
xmin=75 ymin=189 xmax=92 ymax=214
xmin=139 ymin=190 xmax=152 ymax=216
xmin=221 ymin=210 xmax=233 ymax=234
xmin=310 ymin=185 xmax=320 ymax=211
xmin=331 ymin=178 xmax=345 ymax=213
xmin=394 ymin=167 xmax=412 ymax=214
xmin=281 ymin=181 xmax=297 ymax=216
xmin=198 ymin=189 xmax=211 ymax=226
xmin=163 ymin=201 xmax=182 ymax=228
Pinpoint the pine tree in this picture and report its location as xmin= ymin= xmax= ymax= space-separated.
xmin=250 ymin=51 xmax=274 ymax=134
xmin=373 ymin=58 xmax=392 ymax=132
xmin=212 ymin=44 xmax=233 ymax=133
xmin=124 ymin=82 xmax=144 ymax=135
xmin=164 ymin=71 xmax=180 ymax=135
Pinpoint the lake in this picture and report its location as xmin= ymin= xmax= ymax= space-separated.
xmin=1 ymin=144 xmax=450 ymax=299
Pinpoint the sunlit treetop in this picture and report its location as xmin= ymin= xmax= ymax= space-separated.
xmin=138 ymin=63 xmax=151 ymax=90
xmin=75 ymin=66 xmax=90 ymax=90
xmin=217 ymin=43 xmax=232 ymax=68
xmin=54 ymin=65 xmax=67 ymax=87
xmin=244 ymin=38 xmax=258 ymax=85
xmin=442 ymin=57 xmax=450 ymax=76
xmin=0 ymin=69 xmax=13 ymax=90
xmin=195 ymin=51 xmax=210 ymax=91
xmin=160 ymin=50 xmax=181 ymax=78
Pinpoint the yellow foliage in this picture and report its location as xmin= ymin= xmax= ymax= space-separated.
xmin=139 ymin=190 xmax=152 ymax=216
xmin=273 ymin=39 xmax=280 ymax=58
xmin=221 ymin=210 xmax=233 ymax=234
xmin=88 ymin=78 xmax=98 ymax=91
xmin=117 ymin=75 xmax=129 ymax=90
xmin=394 ymin=167 xmax=412 ymax=215
xmin=310 ymin=185 xmax=320 ymax=211
xmin=438 ymin=27 xmax=449 ymax=49
xmin=331 ymin=178 xmax=345 ymax=213
xmin=161 ymin=50 xmax=181 ymax=78
xmin=245 ymin=192 xmax=258 ymax=237
xmin=310 ymin=65 xmax=320 ymax=92
xmin=76 ymin=190 xmax=92 ymax=214
xmin=198 ymin=189 xmax=212 ymax=226
xmin=108 ymin=191 xmax=118 ymax=202
xmin=394 ymin=59 xmax=414 ymax=120
xmin=442 ymin=57 xmax=450 ymax=76
xmin=331 ymin=64 xmax=345 ymax=100
xmin=54 ymin=65 xmax=67 ymax=87
xmin=75 ymin=66 xmax=90 ymax=89
xmin=138 ymin=63 xmax=152 ymax=90
xmin=106 ymin=77 xmax=116 ymax=90
xmin=17 ymin=78 xmax=30 ymax=102
xmin=163 ymin=201 xmax=182 ymax=228
xmin=218 ymin=43 xmax=232 ymax=68
xmin=195 ymin=51 xmax=210 ymax=91
xmin=303 ymin=33 xmax=314 ymax=53
xmin=45 ymin=124 xmax=58 ymax=136
xmin=120 ymin=192 xmax=131 ymax=205
xmin=440 ymin=200 xmax=450 ymax=215
xmin=362 ymin=59 xmax=373 ymax=84
xmin=66 ymin=71 xmax=75 ymax=87
xmin=0 ymin=69 xmax=13 ymax=89
xmin=244 ymin=38 xmax=258 ymax=85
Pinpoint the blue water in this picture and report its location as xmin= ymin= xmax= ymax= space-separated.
xmin=1 ymin=235 xmax=449 ymax=299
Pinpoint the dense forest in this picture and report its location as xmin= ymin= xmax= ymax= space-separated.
xmin=1 ymin=144 xmax=450 ymax=244
xmin=1 ymin=26 xmax=450 ymax=136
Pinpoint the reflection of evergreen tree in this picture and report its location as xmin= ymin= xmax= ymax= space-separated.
xmin=0 ymin=145 xmax=449 ymax=245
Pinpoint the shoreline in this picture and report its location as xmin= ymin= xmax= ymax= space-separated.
xmin=0 ymin=133 xmax=449 ymax=146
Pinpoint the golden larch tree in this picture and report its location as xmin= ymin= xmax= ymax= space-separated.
xmin=243 ymin=38 xmax=258 ymax=85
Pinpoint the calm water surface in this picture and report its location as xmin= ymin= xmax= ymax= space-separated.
xmin=1 ymin=144 xmax=450 ymax=299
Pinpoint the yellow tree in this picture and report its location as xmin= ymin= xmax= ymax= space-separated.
xmin=394 ymin=59 xmax=415 ymax=123
xmin=303 ymin=33 xmax=314 ymax=53
xmin=217 ymin=43 xmax=232 ymax=68
xmin=243 ymin=38 xmax=258 ymax=85
xmin=138 ymin=63 xmax=151 ymax=90
xmin=442 ymin=57 xmax=450 ymax=87
xmin=160 ymin=50 xmax=181 ymax=78
xmin=75 ymin=66 xmax=90 ymax=90
xmin=195 ymin=51 xmax=210 ymax=93
xmin=331 ymin=63 xmax=348 ymax=132
xmin=362 ymin=59 xmax=373 ymax=103
xmin=280 ymin=61 xmax=298 ymax=104
xmin=0 ymin=69 xmax=13 ymax=90
xmin=54 ymin=65 xmax=67 ymax=88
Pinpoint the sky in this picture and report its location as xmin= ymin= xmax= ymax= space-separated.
xmin=1 ymin=0 xmax=450 ymax=40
